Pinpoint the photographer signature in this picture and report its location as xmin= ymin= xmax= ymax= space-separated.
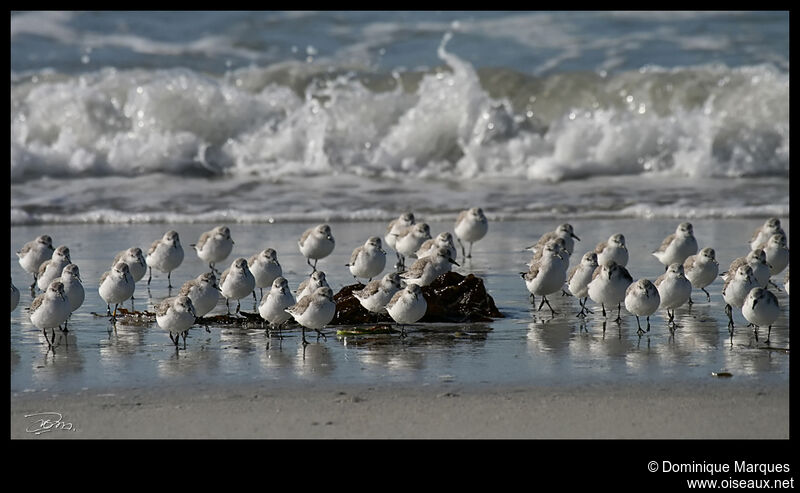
xmin=24 ymin=412 xmax=77 ymax=435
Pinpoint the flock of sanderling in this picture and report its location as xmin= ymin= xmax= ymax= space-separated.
xmin=521 ymin=217 xmax=789 ymax=344
xmin=12 ymin=211 xmax=789 ymax=349
xmin=12 ymin=207 xmax=487 ymax=347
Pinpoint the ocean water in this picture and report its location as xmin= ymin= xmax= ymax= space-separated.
xmin=10 ymin=12 xmax=790 ymax=395
xmin=10 ymin=11 xmax=789 ymax=224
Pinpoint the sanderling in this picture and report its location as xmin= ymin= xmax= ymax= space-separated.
xmin=155 ymin=295 xmax=197 ymax=347
xmin=401 ymin=246 xmax=459 ymax=287
xmin=99 ymin=262 xmax=136 ymax=322
xmin=742 ymin=287 xmax=780 ymax=344
xmin=59 ymin=264 xmax=85 ymax=328
xmin=11 ymin=278 xmax=20 ymax=312
xmin=454 ymin=207 xmax=488 ymax=259
xmin=192 ymin=226 xmax=234 ymax=274
xmin=286 ymin=286 xmax=336 ymax=345
xmin=146 ymin=230 xmax=184 ymax=289
xmin=749 ymin=217 xmax=785 ymax=251
xmin=385 ymin=212 xmax=416 ymax=267
xmin=586 ymin=261 xmax=634 ymax=323
xmin=17 ymin=235 xmax=54 ymax=290
xmin=394 ymin=223 xmax=432 ymax=268
xmin=758 ymin=233 xmax=789 ymax=278
xmin=683 ymin=247 xmax=719 ymax=303
xmin=296 ymin=270 xmax=330 ymax=300
xmin=652 ymin=222 xmax=698 ymax=268
xmin=386 ymin=283 xmax=428 ymax=337
xmin=112 ymin=247 xmax=147 ymax=308
xmin=654 ymin=263 xmax=692 ymax=329
xmin=347 ymin=236 xmax=387 ymax=282
xmin=624 ymin=279 xmax=661 ymax=335
xmin=566 ymin=251 xmax=599 ymax=317
xmin=258 ymin=276 xmax=296 ymax=335
xmin=248 ymin=248 xmax=282 ymax=299
xmin=784 ymin=269 xmax=790 ymax=295
xmin=353 ymin=272 xmax=405 ymax=319
xmin=594 ymin=234 xmax=628 ymax=267
xmin=29 ymin=280 xmax=71 ymax=347
xmin=722 ymin=264 xmax=758 ymax=332
xmin=521 ymin=240 xmax=568 ymax=316
xmin=725 ymin=249 xmax=770 ymax=289
xmin=298 ymin=224 xmax=335 ymax=272
xmin=416 ymin=232 xmax=458 ymax=262
xmin=112 ymin=247 xmax=147 ymax=284
xmin=178 ymin=272 xmax=220 ymax=319
xmin=529 ymin=223 xmax=580 ymax=256
xmin=219 ymin=257 xmax=255 ymax=315
xmin=529 ymin=237 xmax=571 ymax=266
xmin=36 ymin=246 xmax=71 ymax=292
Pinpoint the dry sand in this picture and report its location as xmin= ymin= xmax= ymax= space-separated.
xmin=10 ymin=380 xmax=789 ymax=439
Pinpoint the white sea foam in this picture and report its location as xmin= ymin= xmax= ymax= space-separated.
xmin=11 ymin=32 xmax=789 ymax=186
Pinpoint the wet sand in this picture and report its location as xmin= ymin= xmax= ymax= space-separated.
xmin=11 ymin=380 xmax=789 ymax=439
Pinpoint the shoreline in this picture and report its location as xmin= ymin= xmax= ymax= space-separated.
xmin=11 ymin=380 xmax=789 ymax=439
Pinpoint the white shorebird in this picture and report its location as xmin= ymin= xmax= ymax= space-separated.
xmin=385 ymin=212 xmax=416 ymax=267
xmin=112 ymin=247 xmax=147 ymax=284
xmin=594 ymin=234 xmax=628 ymax=267
xmin=521 ymin=240 xmax=568 ymax=317
xmin=683 ymin=247 xmax=719 ymax=303
xmin=529 ymin=237 xmax=571 ymax=267
xmin=454 ymin=207 xmax=488 ymax=259
xmin=219 ymin=257 xmax=255 ymax=315
xmin=652 ymin=222 xmax=698 ymax=268
xmin=155 ymin=296 xmax=197 ymax=347
xmin=758 ymin=233 xmax=789 ymax=279
xmin=625 ymin=278 xmax=661 ymax=335
xmin=112 ymin=247 xmax=147 ymax=307
xmin=386 ymin=283 xmax=427 ymax=337
xmin=146 ymin=230 xmax=184 ymax=289
xmin=11 ymin=278 xmax=20 ymax=312
xmin=725 ymin=249 xmax=770 ymax=289
xmin=99 ymin=262 xmax=136 ymax=322
xmin=29 ymin=280 xmax=71 ymax=347
xmin=296 ymin=270 xmax=330 ymax=300
xmin=347 ymin=236 xmax=387 ymax=282
xmin=586 ymin=261 xmax=634 ymax=323
xmin=654 ymin=263 xmax=692 ymax=329
xmin=784 ymin=269 xmax=790 ymax=295
xmin=36 ymin=245 xmax=71 ymax=292
xmin=742 ymin=287 xmax=780 ymax=344
xmin=17 ymin=235 xmax=54 ymax=290
xmin=178 ymin=272 xmax=219 ymax=319
xmin=298 ymin=224 xmax=335 ymax=272
xmin=401 ymin=246 xmax=459 ymax=287
xmin=749 ymin=217 xmax=785 ymax=251
xmin=59 ymin=263 xmax=85 ymax=329
xmin=353 ymin=272 xmax=405 ymax=320
xmin=722 ymin=264 xmax=758 ymax=333
xmin=193 ymin=225 xmax=234 ymax=274
xmin=286 ymin=286 xmax=336 ymax=345
xmin=394 ymin=223 xmax=431 ymax=268
xmin=566 ymin=251 xmax=599 ymax=317
xmin=416 ymin=232 xmax=458 ymax=262
xmin=248 ymin=248 xmax=282 ymax=300
xmin=259 ymin=276 xmax=296 ymax=335
xmin=529 ymin=223 xmax=580 ymax=257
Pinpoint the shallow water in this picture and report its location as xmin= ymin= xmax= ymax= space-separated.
xmin=10 ymin=218 xmax=789 ymax=394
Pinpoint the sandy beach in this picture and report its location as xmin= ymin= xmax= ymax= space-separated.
xmin=10 ymin=380 xmax=789 ymax=439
